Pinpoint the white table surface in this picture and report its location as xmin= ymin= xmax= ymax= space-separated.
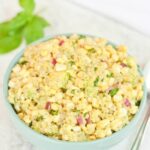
xmin=0 ymin=0 xmax=150 ymax=150
xmin=69 ymin=0 xmax=150 ymax=36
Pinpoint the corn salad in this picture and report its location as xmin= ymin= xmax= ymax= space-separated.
xmin=8 ymin=34 xmax=144 ymax=141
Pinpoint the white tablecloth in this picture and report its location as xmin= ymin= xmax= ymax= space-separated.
xmin=0 ymin=0 xmax=150 ymax=150
xmin=69 ymin=0 xmax=150 ymax=36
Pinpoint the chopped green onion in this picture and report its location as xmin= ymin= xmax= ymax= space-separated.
xmin=50 ymin=110 xmax=58 ymax=115
xmin=87 ymin=48 xmax=96 ymax=53
xmin=83 ymin=112 xmax=88 ymax=117
xmin=109 ymin=88 xmax=119 ymax=97
xmin=93 ymin=76 xmax=99 ymax=86
xmin=36 ymin=116 xmax=44 ymax=121
xmin=60 ymin=87 xmax=67 ymax=93
xmin=135 ymin=101 xmax=141 ymax=106
xmin=71 ymin=89 xmax=75 ymax=94
xmin=94 ymin=67 xmax=98 ymax=71
xmin=67 ymin=72 xmax=72 ymax=80
xmin=79 ymin=35 xmax=86 ymax=39
xmin=69 ymin=60 xmax=75 ymax=66
xmin=19 ymin=60 xmax=28 ymax=65
xmin=107 ymin=72 xmax=113 ymax=78
xmin=101 ymin=78 xmax=104 ymax=82
xmin=29 ymin=121 xmax=32 ymax=127
xmin=73 ymin=109 xmax=80 ymax=113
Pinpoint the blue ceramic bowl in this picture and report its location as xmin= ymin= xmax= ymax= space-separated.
xmin=3 ymin=34 xmax=147 ymax=150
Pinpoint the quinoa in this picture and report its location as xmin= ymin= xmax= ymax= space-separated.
xmin=8 ymin=34 xmax=144 ymax=141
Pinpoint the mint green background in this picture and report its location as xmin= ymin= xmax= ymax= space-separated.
xmin=3 ymin=34 xmax=147 ymax=150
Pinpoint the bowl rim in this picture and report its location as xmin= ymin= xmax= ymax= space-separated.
xmin=3 ymin=33 xmax=147 ymax=145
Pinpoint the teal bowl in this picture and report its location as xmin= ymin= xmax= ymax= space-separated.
xmin=3 ymin=34 xmax=147 ymax=150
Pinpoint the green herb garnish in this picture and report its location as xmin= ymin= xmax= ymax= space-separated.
xmin=73 ymin=109 xmax=80 ymax=113
xmin=87 ymin=48 xmax=96 ymax=53
xmin=107 ymin=72 xmax=113 ymax=78
xmin=106 ymin=42 xmax=116 ymax=49
xmin=83 ymin=112 xmax=88 ymax=117
xmin=71 ymin=89 xmax=76 ymax=94
xmin=29 ymin=121 xmax=32 ymax=127
xmin=109 ymin=88 xmax=119 ymax=97
xmin=19 ymin=60 xmax=28 ymax=65
xmin=79 ymin=35 xmax=86 ymax=39
xmin=94 ymin=67 xmax=98 ymax=71
xmin=69 ymin=60 xmax=75 ymax=66
xmin=101 ymin=78 xmax=104 ymax=82
xmin=0 ymin=0 xmax=49 ymax=54
xmin=135 ymin=101 xmax=141 ymax=106
xmin=36 ymin=116 xmax=44 ymax=121
xmin=50 ymin=110 xmax=58 ymax=115
xmin=68 ymin=73 xmax=72 ymax=80
xmin=93 ymin=76 xmax=99 ymax=87
xmin=60 ymin=87 xmax=67 ymax=93
xmin=48 ymin=132 xmax=59 ymax=136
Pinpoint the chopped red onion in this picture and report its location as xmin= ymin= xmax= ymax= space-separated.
xmin=120 ymin=63 xmax=127 ymax=67
xmin=76 ymin=115 xmax=83 ymax=125
xmin=86 ymin=115 xmax=91 ymax=124
xmin=124 ymin=99 xmax=131 ymax=107
xmin=52 ymin=58 xmax=57 ymax=66
xmin=59 ymin=40 xmax=64 ymax=46
xmin=45 ymin=101 xmax=51 ymax=110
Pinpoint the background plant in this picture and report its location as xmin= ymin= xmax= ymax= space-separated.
xmin=0 ymin=0 xmax=49 ymax=54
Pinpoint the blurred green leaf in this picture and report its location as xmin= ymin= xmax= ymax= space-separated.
xmin=19 ymin=0 xmax=35 ymax=14
xmin=0 ymin=12 xmax=30 ymax=35
xmin=0 ymin=22 xmax=10 ymax=36
xmin=0 ymin=0 xmax=49 ymax=54
xmin=109 ymin=88 xmax=119 ymax=97
xmin=34 ymin=15 xmax=49 ymax=27
xmin=23 ymin=16 xmax=48 ymax=44
xmin=0 ymin=32 xmax=22 ymax=54
xmin=6 ymin=12 xmax=30 ymax=29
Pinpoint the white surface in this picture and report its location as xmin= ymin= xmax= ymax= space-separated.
xmin=144 ymin=61 xmax=150 ymax=91
xmin=0 ymin=0 xmax=150 ymax=150
xmin=69 ymin=0 xmax=150 ymax=36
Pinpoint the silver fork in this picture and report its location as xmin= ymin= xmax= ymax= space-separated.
xmin=131 ymin=62 xmax=150 ymax=150
xmin=131 ymin=94 xmax=150 ymax=150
